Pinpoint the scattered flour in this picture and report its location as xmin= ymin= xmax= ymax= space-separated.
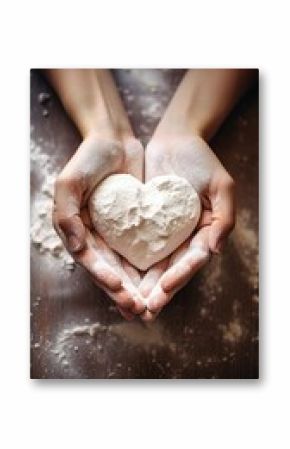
xmin=199 ymin=256 xmax=223 ymax=298
xmin=110 ymin=321 xmax=166 ymax=348
xmin=220 ymin=318 xmax=243 ymax=344
xmin=51 ymin=320 xmax=168 ymax=366
xmin=51 ymin=322 xmax=107 ymax=363
xmin=116 ymin=69 xmax=184 ymax=144
xmin=233 ymin=208 xmax=258 ymax=292
xmin=219 ymin=301 xmax=245 ymax=344
xmin=30 ymin=138 xmax=75 ymax=270
xmin=199 ymin=207 xmax=258 ymax=300
xmin=129 ymin=69 xmax=169 ymax=91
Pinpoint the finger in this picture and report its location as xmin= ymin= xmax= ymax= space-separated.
xmin=138 ymin=259 xmax=169 ymax=298
xmin=77 ymin=246 xmax=123 ymax=292
xmin=80 ymin=207 xmax=93 ymax=229
xmin=141 ymin=246 xmax=192 ymax=313
xmin=111 ymin=287 xmax=137 ymax=311
xmin=122 ymin=281 xmax=146 ymax=314
xmin=56 ymin=215 xmax=86 ymax=252
xmin=90 ymin=235 xmax=146 ymax=313
xmin=90 ymin=265 xmax=144 ymax=314
xmin=90 ymin=234 xmax=146 ymax=314
xmin=88 ymin=269 xmax=138 ymax=310
xmin=161 ymin=245 xmax=209 ymax=293
xmin=73 ymin=230 xmax=122 ymax=290
xmin=121 ymin=259 xmax=142 ymax=287
xmin=140 ymin=308 xmax=159 ymax=323
xmin=123 ymin=138 xmax=144 ymax=181
xmin=167 ymin=239 xmax=191 ymax=266
xmin=146 ymin=278 xmax=193 ymax=314
xmin=53 ymin=176 xmax=86 ymax=253
xmin=117 ymin=306 xmax=136 ymax=321
xmin=196 ymin=209 xmax=212 ymax=230
xmin=146 ymin=283 xmax=170 ymax=313
xmin=209 ymin=176 xmax=236 ymax=253
xmin=92 ymin=269 xmax=136 ymax=318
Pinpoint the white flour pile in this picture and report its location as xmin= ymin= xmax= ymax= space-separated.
xmin=89 ymin=174 xmax=201 ymax=270
xmin=30 ymin=137 xmax=75 ymax=270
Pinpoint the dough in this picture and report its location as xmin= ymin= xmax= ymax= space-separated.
xmin=89 ymin=174 xmax=201 ymax=271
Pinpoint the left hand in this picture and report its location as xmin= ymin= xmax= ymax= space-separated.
xmin=53 ymin=133 xmax=146 ymax=320
xmin=139 ymin=134 xmax=236 ymax=322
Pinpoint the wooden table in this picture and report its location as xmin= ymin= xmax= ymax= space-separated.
xmin=30 ymin=69 xmax=259 ymax=379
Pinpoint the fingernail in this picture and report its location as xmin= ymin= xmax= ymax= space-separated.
xmin=67 ymin=235 xmax=81 ymax=252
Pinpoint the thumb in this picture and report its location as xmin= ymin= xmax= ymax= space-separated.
xmin=53 ymin=176 xmax=86 ymax=253
xmin=209 ymin=176 xmax=235 ymax=253
xmin=57 ymin=215 xmax=86 ymax=253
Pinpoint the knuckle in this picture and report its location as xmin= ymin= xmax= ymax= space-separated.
xmin=52 ymin=200 xmax=70 ymax=226
xmin=55 ymin=172 xmax=80 ymax=191
xmin=57 ymin=215 xmax=72 ymax=229
xmin=52 ymin=210 xmax=69 ymax=241
xmin=54 ymin=214 xmax=79 ymax=241
xmin=55 ymin=175 xmax=68 ymax=189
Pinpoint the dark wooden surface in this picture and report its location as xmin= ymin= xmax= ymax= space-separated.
xmin=30 ymin=69 xmax=259 ymax=379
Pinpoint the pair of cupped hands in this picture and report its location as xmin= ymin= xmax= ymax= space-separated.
xmin=53 ymin=130 xmax=235 ymax=322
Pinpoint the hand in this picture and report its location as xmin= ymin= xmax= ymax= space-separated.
xmin=48 ymin=69 xmax=247 ymax=322
xmin=139 ymin=134 xmax=235 ymax=321
xmin=53 ymin=132 xmax=146 ymax=318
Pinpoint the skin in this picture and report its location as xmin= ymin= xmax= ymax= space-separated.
xmin=46 ymin=69 xmax=256 ymax=321
xmin=46 ymin=70 xmax=146 ymax=317
xmin=139 ymin=135 xmax=234 ymax=321
xmin=138 ymin=69 xmax=256 ymax=321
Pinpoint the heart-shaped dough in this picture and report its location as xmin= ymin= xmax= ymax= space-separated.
xmin=89 ymin=174 xmax=201 ymax=270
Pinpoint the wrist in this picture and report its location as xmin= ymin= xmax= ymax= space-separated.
xmin=74 ymin=70 xmax=133 ymax=140
xmin=80 ymin=98 xmax=133 ymax=142
xmin=82 ymin=118 xmax=132 ymax=142
xmin=83 ymin=119 xmax=134 ymax=146
xmin=152 ymin=117 xmax=205 ymax=144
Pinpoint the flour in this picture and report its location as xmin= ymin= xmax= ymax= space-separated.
xmin=110 ymin=321 xmax=166 ymax=348
xmin=117 ymin=69 xmax=184 ymax=145
xmin=220 ymin=318 xmax=243 ymax=344
xmin=89 ymin=174 xmax=201 ymax=270
xmin=30 ymin=138 xmax=75 ymax=270
xmin=51 ymin=320 xmax=167 ymax=367
xmin=233 ymin=208 xmax=258 ymax=292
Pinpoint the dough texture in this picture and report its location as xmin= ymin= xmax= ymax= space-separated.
xmin=89 ymin=174 xmax=201 ymax=270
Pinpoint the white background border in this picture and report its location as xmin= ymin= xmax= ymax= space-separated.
xmin=0 ymin=1 xmax=288 ymax=447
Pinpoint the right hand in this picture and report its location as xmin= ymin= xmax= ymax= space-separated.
xmin=139 ymin=134 xmax=235 ymax=321
xmin=53 ymin=132 xmax=146 ymax=319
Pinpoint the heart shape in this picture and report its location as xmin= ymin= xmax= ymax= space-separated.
xmin=89 ymin=174 xmax=201 ymax=270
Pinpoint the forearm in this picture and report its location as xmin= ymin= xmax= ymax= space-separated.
xmin=45 ymin=69 xmax=132 ymax=139
xmin=154 ymin=69 xmax=257 ymax=141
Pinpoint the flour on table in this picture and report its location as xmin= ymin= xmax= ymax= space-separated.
xmin=50 ymin=319 xmax=167 ymax=367
xmin=30 ymin=138 xmax=75 ymax=270
xmin=233 ymin=208 xmax=258 ymax=292
xmin=116 ymin=69 xmax=183 ymax=145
